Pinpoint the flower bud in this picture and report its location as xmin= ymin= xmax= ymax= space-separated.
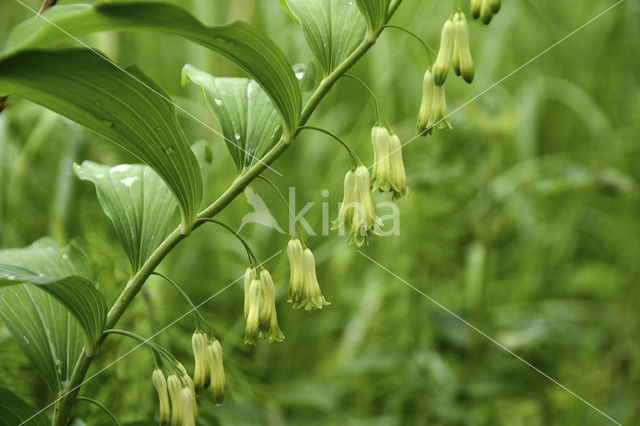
xmin=480 ymin=0 xmax=494 ymax=25
xmin=433 ymin=19 xmax=456 ymax=85
xmin=454 ymin=13 xmax=474 ymax=84
xmin=489 ymin=0 xmax=501 ymax=13
xmin=191 ymin=331 xmax=209 ymax=393
xmin=332 ymin=169 xmax=356 ymax=231
xmin=350 ymin=165 xmax=381 ymax=246
xmin=371 ymin=126 xmax=392 ymax=193
xmin=388 ymin=133 xmax=408 ymax=199
xmin=180 ymin=387 xmax=196 ymax=426
xmin=417 ymin=70 xmax=435 ymax=136
xmin=286 ymin=239 xmax=305 ymax=304
xmin=244 ymin=279 xmax=261 ymax=345
xmin=258 ymin=269 xmax=285 ymax=342
xmin=470 ymin=0 xmax=482 ymax=19
xmin=243 ymin=267 xmax=256 ymax=320
xmin=206 ymin=339 xmax=225 ymax=405
xmin=167 ymin=374 xmax=183 ymax=426
xmin=152 ymin=369 xmax=170 ymax=426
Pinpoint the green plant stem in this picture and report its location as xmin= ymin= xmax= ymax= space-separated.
xmin=256 ymin=175 xmax=305 ymax=242
xmin=151 ymin=272 xmax=211 ymax=332
xmin=52 ymin=2 xmax=404 ymax=424
xmin=197 ymin=218 xmax=258 ymax=265
xmin=382 ymin=24 xmax=436 ymax=60
xmin=298 ymin=126 xmax=361 ymax=167
xmin=76 ymin=397 xmax=120 ymax=426
xmin=342 ymin=73 xmax=384 ymax=125
xmin=103 ymin=328 xmax=173 ymax=360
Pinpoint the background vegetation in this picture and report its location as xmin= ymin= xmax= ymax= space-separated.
xmin=1 ymin=0 xmax=639 ymax=424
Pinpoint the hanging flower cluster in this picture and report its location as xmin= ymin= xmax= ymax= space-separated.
xmin=191 ymin=331 xmax=224 ymax=404
xmin=287 ymin=238 xmax=330 ymax=310
xmin=332 ymin=165 xmax=383 ymax=246
xmin=244 ymin=267 xmax=285 ymax=344
xmin=149 ymin=328 xmax=224 ymax=426
xmin=371 ymin=126 xmax=408 ymax=199
xmin=416 ymin=0 xmax=503 ymax=135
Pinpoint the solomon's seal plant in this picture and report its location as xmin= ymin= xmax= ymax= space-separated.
xmin=0 ymin=0 xmax=500 ymax=423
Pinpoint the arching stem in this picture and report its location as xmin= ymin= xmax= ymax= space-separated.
xmin=102 ymin=329 xmax=173 ymax=367
xmin=298 ymin=126 xmax=361 ymax=167
xmin=256 ymin=175 xmax=305 ymax=244
xmin=151 ymin=272 xmax=211 ymax=334
xmin=342 ymin=73 xmax=384 ymax=125
xmin=76 ymin=397 xmax=120 ymax=426
xmin=196 ymin=218 xmax=258 ymax=265
xmin=382 ymin=24 xmax=437 ymax=61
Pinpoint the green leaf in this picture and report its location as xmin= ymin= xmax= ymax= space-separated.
xmin=0 ymin=387 xmax=49 ymax=426
xmin=278 ymin=0 xmax=297 ymax=20
xmin=182 ymin=65 xmax=282 ymax=172
xmin=0 ymin=49 xmax=202 ymax=232
xmin=2 ymin=1 xmax=301 ymax=136
xmin=0 ymin=264 xmax=106 ymax=355
xmin=286 ymin=0 xmax=367 ymax=74
xmin=355 ymin=0 xmax=391 ymax=33
xmin=74 ymin=161 xmax=178 ymax=273
xmin=0 ymin=239 xmax=105 ymax=394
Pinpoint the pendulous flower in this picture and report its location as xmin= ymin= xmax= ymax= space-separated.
xmin=152 ymin=368 xmax=170 ymax=426
xmin=243 ymin=267 xmax=255 ymax=320
xmin=258 ymin=268 xmax=285 ymax=342
xmin=180 ymin=387 xmax=196 ymax=426
xmin=206 ymin=339 xmax=225 ymax=405
xmin=287 ymin=240 xmax=329 ymax=310
xmin=418 ymin=69 xmax=452 ymax=134
xmin=418 ymin=70 xmax=436 ymax=136
xmin=371 ymin=125 xmax=393 ymax=193
xmin=388 ymin=133 xmax=408 ymax=199
xmin=191 ymin=331 xmax=209 ymax=393
xmin=433 ymin=18 xmax=456 ymax=85
xmin=177 ymin=365 xmax=197 ymax=422
xmin=452 ymin=12 xmax=474 ymax=84
xmin=286 ymin=239 xmax=305 ymax=303
xmin=371 ymin=126 xmax=408 ymax=199
xmin=332 ymin=169 xmax=356 ymax=231
xmin=167 ymin=374 xmax=183 ymax=426
xmin=350 ymin=165 xmax=381 ymax=246
xmin=299 ymin=248 xmax=330 ymax=310
xmin=244 ymin=278 xmax=261 ymax=345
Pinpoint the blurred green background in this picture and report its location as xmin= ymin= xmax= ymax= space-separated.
xmin=1 ymin=0 xmax=639 ymax=424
